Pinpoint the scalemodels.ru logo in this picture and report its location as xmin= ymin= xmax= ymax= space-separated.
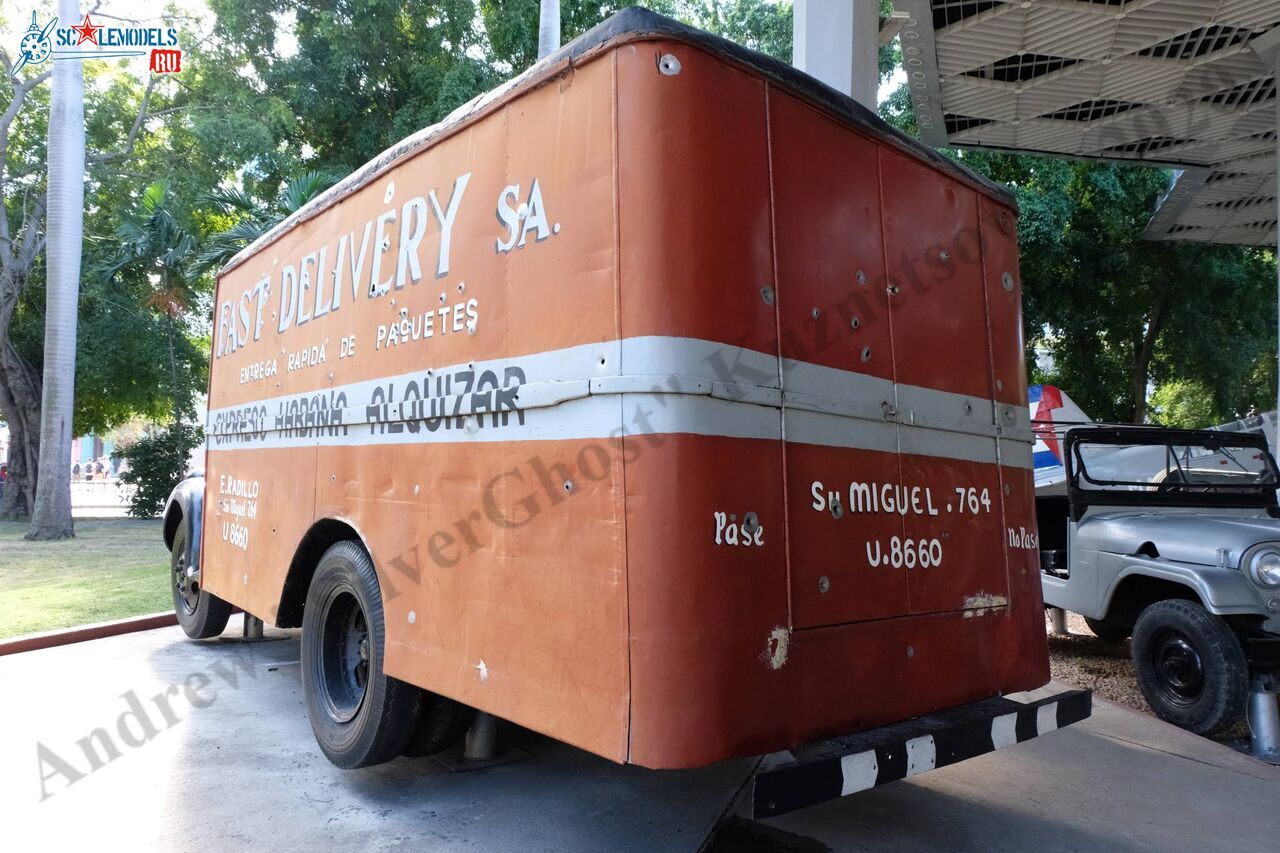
xmin=10 ymin=11 xmax=183 ymax=78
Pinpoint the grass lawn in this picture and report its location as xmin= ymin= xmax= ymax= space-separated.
xmin=0 ymin=518 xmax=172 ymax=639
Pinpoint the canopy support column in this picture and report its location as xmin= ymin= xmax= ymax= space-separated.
xmin=793 ymin=0 xmax=880 ymax=110
xmin=1253 ymin=29 xmax=1280 ymax=440
xmin=538 ymin=0 xmax=560 ymax=60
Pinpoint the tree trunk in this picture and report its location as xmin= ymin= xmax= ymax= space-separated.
xmin=26 ymin=0 xmax=85 ymax=540
xmin=0 ymin=265 xmax=42 ymax=519
xmin=1132 ymin=288 xmax=1169 ymax=424
xmin=0 ymin=339 xmax=41 ymax=519
xmin=167 ymin=313 xmax=181 ymax=418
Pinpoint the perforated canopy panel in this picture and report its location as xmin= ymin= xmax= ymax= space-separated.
xmin=895 ymin=0 xmax=1280 ymax=246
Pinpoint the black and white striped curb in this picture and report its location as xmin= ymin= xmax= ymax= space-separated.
xmin=752 ymin=689 xmax=1092 ymax=818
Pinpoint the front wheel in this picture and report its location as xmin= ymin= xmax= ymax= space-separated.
xmin=171 ymin=524 xmax=232 ymax=639
xmin=302 ymin=541 xmax=420 ymax=768
xmin=1131 ymin=600 xmax=1248 ymax=735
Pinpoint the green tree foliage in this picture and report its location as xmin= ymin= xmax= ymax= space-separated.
xmin=882 ymin=83 xmax=1277 ymax=425
xmin=116 ymin=421 xmax=204 ymax=518
xmin=202 ymin=0 xmax=498 ymax=178
xmin=1149 ymin=380 xmax=1218 ymax=429
xmin=976 ymin=154 xmax=1275 ymax=425
xmin=194 ymin=170 xmax=341 ymax=276
xmin=197 ymin=1 xmax=797 ymax=187
xmin=482 ymin=1 xmax=641 ymax=69
xmin=99 ymin=181 xmax=210 ymax=422
xmin=1 ymin=33 xmax=227 ymax=516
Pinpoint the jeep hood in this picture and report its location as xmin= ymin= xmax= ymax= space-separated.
xmin=1078 ymin=511 xmax=1280 ymax=567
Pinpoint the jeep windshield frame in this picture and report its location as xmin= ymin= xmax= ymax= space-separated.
xmin=1064 ymin=426 xmax=1280 ymax=520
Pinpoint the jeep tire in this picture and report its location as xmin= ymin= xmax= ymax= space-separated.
xmin=1131 ymin=599 xmax=1248 ymax=735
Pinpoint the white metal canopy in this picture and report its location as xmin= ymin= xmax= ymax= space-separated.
xmin=891 ymin=0 xmax=1280 ymax=247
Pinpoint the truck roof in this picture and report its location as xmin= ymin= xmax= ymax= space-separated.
xmin=220 ymin=6 xmax=1016 ymax=279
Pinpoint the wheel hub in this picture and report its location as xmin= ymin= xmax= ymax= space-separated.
xmin=173 ymin=552 xmax=201 ymax=616
xmin=318 ymin=589 xmax=371 ymax=724
xmin=1152 ymin=630 xmax=1205 ymax=706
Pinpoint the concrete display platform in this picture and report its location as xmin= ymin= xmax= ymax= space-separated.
xmin=0 ymin=620 xmax=1275 ymax=851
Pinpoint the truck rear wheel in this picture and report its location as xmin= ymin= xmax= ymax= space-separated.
xmin=171 ymin=524 xmax=232 ymax=639
xmin=402 ymin=692 xmax=475 ymax=757
xmin=302 ymin=541 xmax=420 ymax=768
xmin=1131 ymin=600 xmax=1247 ymax=735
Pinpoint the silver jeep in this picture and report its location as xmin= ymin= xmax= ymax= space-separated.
xmin=1039 ymin=426 xmax=1280 ymax=734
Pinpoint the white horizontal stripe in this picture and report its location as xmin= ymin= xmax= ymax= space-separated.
xmin=840 ymin=750 xmax=880 ymax=796
xmin=205 ymin=335 xmax=1034 ymax=467
xmin=786 ymin=409 xmax=899 ymax=455
xmin=900 ymin=424 xmax=997 ymax=467
xmin=1001 ymin=439 xmax=1034 ymax=470
xmin=622 ymin=336 xmax=780 ymax=389
xmin=782 ymin=358 xmax=894 ymax=423
xmin=619 ymin=393 xmax=781 ymax=442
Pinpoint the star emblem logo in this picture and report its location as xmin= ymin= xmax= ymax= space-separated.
xmin=70 ymin=13 xmax=101 ymax=46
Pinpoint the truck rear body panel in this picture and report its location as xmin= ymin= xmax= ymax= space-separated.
xmin=202 ymin=10 xmax=1048 ymax=770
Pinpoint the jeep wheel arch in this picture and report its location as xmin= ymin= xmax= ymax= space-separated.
xmin=1101 ymin=573 xmax=1201 ymax=628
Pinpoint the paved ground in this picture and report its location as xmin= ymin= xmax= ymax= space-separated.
xmin=1 ymin=620 xmax=1276 ymax=851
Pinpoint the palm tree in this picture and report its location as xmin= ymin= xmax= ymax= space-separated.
xmin=27 ymin=0 xmax=85 ymax=540
xmin=193 ymin=171 xmax=340 ymax=278
xmin=107 ymin=181 xmax=199 ymax=419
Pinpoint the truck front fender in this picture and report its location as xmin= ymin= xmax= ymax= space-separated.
xmin=163 ymin=474 xmax=205 ymax=573
xmin=1101 ymin=556 xmax=1263 ymax=618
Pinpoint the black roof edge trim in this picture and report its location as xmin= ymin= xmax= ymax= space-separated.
xmin=544 ymin=7 xmax=1017 ymax=208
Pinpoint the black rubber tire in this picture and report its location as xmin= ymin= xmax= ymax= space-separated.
xmin=302 ymin=541 xmax=420 ymax=768
xmin=1131 ymin=599 xmax=1248 ymax=735
xmin=171 ymin=524 xmax=232 ymax=640
xmin=1084 ymin=616 xmax=1129 ymax=643
xmin=402 ymin=692 xmax=476 ymax=757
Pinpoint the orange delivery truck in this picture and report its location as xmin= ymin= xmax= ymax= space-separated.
xmin=163 ymin=8 xmax=1089 ymax=817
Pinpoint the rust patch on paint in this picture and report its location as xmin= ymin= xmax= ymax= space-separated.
xmin=763 ymin=627 xmax=790 ymax=669
xmin=962 ymin=593 xmax=1008 ymax=618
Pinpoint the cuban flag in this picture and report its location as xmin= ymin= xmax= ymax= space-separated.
xmin=1029 ymin=384 xmax=1091 ymax=491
